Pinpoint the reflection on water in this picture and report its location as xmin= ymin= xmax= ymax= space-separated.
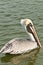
xmin=0 ymin=49 xmax=40 ymax=65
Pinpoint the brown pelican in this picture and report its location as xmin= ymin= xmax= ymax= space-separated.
xmin=0 ymin=19 xmax=41 ymax=54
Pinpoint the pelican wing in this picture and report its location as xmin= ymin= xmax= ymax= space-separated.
xmin=0 ymin=38 xmax=17 ymax=53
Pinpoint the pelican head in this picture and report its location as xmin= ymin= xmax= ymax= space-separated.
xmin=21 ymin=19 xmax=34 ymax=33
xmin=20 ymin=19 xmax=41 ymax=48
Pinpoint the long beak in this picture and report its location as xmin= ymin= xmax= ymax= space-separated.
xmin=30 ymin=25 xmax=41 ymax=48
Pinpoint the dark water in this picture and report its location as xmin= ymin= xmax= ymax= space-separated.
xmin=0 ymin=0 xmax=43 ymax=65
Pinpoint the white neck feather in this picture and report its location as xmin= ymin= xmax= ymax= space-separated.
xmin=28 ymin=33 xmax=35 ymax=41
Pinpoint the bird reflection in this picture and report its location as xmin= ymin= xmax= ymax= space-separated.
xmin=0 ymin=48 xmax=40 ymax=65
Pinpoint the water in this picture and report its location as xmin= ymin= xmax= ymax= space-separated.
xmin=0 ymin=0 xmax=43 ymax=65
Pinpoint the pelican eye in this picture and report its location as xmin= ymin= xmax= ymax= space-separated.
xmin=29 ymin=23 xmax=33 ymax=27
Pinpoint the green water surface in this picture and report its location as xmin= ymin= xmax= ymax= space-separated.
xmin=0 ymin=0 xmax=43 ymax=65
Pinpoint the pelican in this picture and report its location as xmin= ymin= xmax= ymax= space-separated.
xmin=0 ymin=19 xmax=41 ymax=54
